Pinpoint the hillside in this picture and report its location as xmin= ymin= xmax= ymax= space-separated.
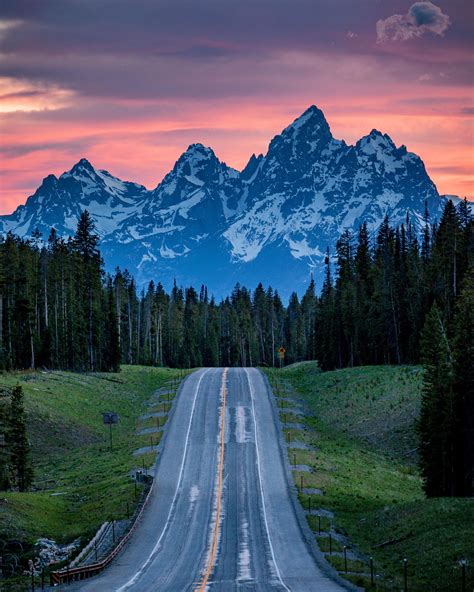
xmin=273 ymin=363 xmax=473 ymax=592
xmin=0 ymin=366 xmax=181 ymax=585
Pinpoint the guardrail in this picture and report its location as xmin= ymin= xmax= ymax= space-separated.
xmin=50 ymin=482 xmax=153 ymax=586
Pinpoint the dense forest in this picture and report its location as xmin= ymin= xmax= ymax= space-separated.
xmin=0 ymin=201 xmax=471 ymax=372
xmin=0 ymin=200 xmax=472 ymax=495
xmin=0 ymin=212 xmax=120 ymax=373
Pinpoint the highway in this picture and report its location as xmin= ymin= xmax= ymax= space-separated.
xmin=68 ymin=368 xmax=349 ymax=591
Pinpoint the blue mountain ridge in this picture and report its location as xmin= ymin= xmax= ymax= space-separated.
xmin=0 ymin=106 xmax=454 ymax=298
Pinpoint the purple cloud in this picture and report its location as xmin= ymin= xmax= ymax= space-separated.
xmin=377 ymin=2 xmax=451 ymax=42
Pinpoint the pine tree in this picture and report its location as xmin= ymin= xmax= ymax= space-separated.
xmin=418 ymin=304 xmax=456 ymax=496
xmin=72 ymin=211 xmax=102 ymax=370
xmin=316 ymin=248 xmax=337 ymax=370
xmin=421 ymin=200 xmax=431 ymax=263
xmin=7 ymin=385 xmax=33 ymax=492
xmin=103 ymin=277 xmax=121 ymax=372
xmin=301 ymin=276 xmax=317 ymax=360
xmin=0 ymin=387 xmax=11 ymax=490
xmin=451 ymin=270 xmax=474 ymax=496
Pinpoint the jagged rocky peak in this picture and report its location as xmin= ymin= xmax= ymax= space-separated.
xmin=172 ymin=143 xmax=222 ymax=183
xmin=65 ymin=157 xmax=97 ymax=178
xmin=357 ymin=129 xmax=398 ymax=154
xmin=354 ymin=128 xmax=425 ymax=177
xmin=265 ymin=105 xmax=337 ymax=167
xmin=241 ymin=153 xmax=263 ymax=181
xmin=40 ymin=173 xmax=59 ymax=189
xmin=282 ymin=105 xmax=331 ymax=138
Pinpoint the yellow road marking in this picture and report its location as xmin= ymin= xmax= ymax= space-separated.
xmin=195 ymin=367 xmax=228 ymax=591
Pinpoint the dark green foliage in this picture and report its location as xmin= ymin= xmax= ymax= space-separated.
xmin=416 ymin=200 xmax=473 ymax=498
xmin=0 ymin=387 xmax=10 ymax=489
xmin=452 ymin=270 xmax=474 ymax=496
xmin=0 ymin=212 xmax=120 ymax=372
xmin=7 ymin=385 xmax=33 ymax=491
xmin=0 ymin=200 xmax=471 ymax=375
xmin=417 ymin=281 xmax=474 ymax=498
xmin=314 ymin=200 xmax=473 ymax=371
xmin=418 ymin=304 xmax=456 ymax=496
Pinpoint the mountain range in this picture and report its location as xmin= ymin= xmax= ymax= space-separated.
xmin=0 ymin=106 xmax=455 ymax=297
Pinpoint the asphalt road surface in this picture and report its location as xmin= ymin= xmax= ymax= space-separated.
xmin=67 ymin=368 xmax=348 ymax=591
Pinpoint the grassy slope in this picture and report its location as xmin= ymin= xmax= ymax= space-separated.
xmin=0 ymin=365 xmax=180 ymax=543
xmin=274 ymin=363 xmax=473 ymax=592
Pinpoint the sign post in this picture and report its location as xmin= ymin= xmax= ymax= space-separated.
xmin=278 ymin=347 xmax=286 ymax=369
xmin=102 ymin=412 xmax=119 ymax=451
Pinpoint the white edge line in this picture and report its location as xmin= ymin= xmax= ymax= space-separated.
xmin=117 ymin=368 xmax=212 ymax=592
xmin=244 ymin=368 xmax=292 ymax=592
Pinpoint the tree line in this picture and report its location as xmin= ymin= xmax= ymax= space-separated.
xmin=0 ymin=201 xmax=471 ymax=373
xmin=0 ymin=212 xmax=120 ymax=372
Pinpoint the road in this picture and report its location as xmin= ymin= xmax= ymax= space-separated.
xmin=67 ymin=368 xmax=349 ymax=591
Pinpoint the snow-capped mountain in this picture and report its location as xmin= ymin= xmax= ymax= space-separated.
xmin=0 ymin=158 xmax=148 ymax=239
xmin=1 ymin=106 xmax=452 ymax=296
xmin=224 ymin=106 xmax=442 ymax=267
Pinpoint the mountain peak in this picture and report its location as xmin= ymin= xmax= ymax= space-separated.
xmin=266 ymin=105 xmax=333 ymax=162
xmin=357 ymin=129 xmax=397 ymax=154
xmin=183 ymin=143 xmax=216 ymax=160
xmin=283 ymin=105 xmax=330 ymax=136
xmin=241 ymin=153 xmax=263 ymax=181
xmin=69 ymin=157 xmax=96 ymax=174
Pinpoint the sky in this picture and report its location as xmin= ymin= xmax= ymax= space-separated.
xmin=0 ymin=0 xmax=472 ymax=214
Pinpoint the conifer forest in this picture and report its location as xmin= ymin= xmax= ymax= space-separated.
xmin=0 ymin=199 xmax=472 ymax=498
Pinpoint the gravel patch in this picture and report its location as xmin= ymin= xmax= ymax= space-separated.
xmin=132 ymin=445 xmax=158 ymax=456
xmin=287 ymin=441 xmax=313 ymax=450
xmin=280 ymin=407 xmax=304 ymax=415
xmin=307 ymin=508 xmax=334 ymax=518
xmin=302 ymin=487 xmax=324 ymax=495
xmin=285 ymin=422 xmax=305 ymax=430
xmin=139 ymin=411 xmax=167 ymax=420
xmin=136 ymin=426 xmax=163 ymax=436
xmin=291 ymin=464 xmax=312 ymax=472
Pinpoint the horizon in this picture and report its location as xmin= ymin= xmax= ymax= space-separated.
xmin=1 ymin=1 xmax=473 ymax=214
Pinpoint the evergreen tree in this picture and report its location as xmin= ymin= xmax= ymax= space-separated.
xmin=0 ymin=387 xmax=10 ymax=490
xmin=301 ymin=276 xmax=317 ymax=360
xmin=7 ymin=385 xmax=33 ymax=492
xmin=418 ymin=304 xmax=456 ymax=496
xmin=316 ymin=248 xmax=337 ymax=370
xmin=451 ymin=270 xmax=474 ymax=496
xmin=103 ymin=277 xmax=121 ymax=372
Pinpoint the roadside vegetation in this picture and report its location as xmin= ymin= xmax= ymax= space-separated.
xmin=269 ymin=363 xmax=473 ymax=592
xmin=0 ymin=365 xmax=182 ymax=586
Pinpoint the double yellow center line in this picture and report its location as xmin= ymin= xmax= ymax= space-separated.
xmin=195 ymin=367 xmax=228 ymax=591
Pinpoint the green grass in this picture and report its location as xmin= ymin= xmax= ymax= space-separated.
xmin=0 ymin=365 xmax=181 ymax=543
xmin=316 ymin=535 xmax=344 ymax=553
xmin=269 ymin=364 xmax=474 ymax=592
xmin=327 ymin=555 xmax=367 ymax=574
xmin=307 ymin=514 xmax=332 ymax=533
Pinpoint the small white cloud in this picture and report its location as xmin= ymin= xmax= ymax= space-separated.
xmin=0 ymin=19 xmax=23 ymax=38
xmin=0 ymin=77 xmax=75 ymax=113
xmin=346 ymin=30 xmax=357 ymax=39
xmin=377 ymin=2 xmax=450 ymax=43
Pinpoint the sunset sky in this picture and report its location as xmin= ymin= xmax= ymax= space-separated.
xmin=0 ymin=0 xmax=472 ymax=214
